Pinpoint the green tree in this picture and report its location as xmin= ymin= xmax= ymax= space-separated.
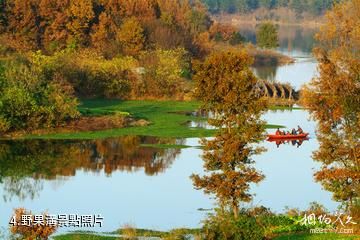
xmin=186 ymin=8 xmax=212 ymax=35
xmin=222 ymin=0 xmax=237 ymax=13
xmin=0 ymin=55 xmax=79 ymax=133
xmin=290 ymin=0 xmax=304 ymax=17
xmin=191 ymin=51 xmax=267 ymax=218
xmin=256 ymin=22 xmax=279 ymax=49
xmin=235 ymin=0 xmax=251 ymax=13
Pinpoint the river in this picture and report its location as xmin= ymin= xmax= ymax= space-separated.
xmin=0 ymin=24 xmax=339 ymax=234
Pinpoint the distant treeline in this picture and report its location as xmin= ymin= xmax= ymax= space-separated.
xmin=202 ymin=0 xmax=340 ymax=16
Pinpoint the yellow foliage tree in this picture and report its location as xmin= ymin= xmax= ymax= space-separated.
xmin=66 ymin=0 xmax=94 ymax=46
xmin=191 ymin=51 xmax=267 ymax=218
xmin=117 ymin=17 xmax=145 ymax=56
xmin=301 ymin=0 xmax=360 ymax=220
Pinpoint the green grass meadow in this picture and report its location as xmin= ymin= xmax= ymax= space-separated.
xmin=27 ymin=99 xmax=283 ymax=140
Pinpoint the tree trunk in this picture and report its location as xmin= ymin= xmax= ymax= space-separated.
xmin=232 ymin=201 xmax=239 ymax=219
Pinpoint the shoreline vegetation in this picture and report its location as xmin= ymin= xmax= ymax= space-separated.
xmin=213 ymin=43 xmax=296 ymax=66
xmin=2 ymin=100 xmax=285 ymax=140
xmin=249 ymin=46 xmax=295 ymax=66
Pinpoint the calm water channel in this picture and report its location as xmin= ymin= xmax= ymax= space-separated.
xmin=0 ymin=24 xmax=339 ymax=233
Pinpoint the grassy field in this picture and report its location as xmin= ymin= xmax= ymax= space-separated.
xmin=27 ymin=99 xmax=284 ymax=140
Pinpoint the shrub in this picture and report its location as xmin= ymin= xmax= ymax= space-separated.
xmin=121 ymin=223 xmax=137 ymax=240
xmin=0 ymin=57 xmax=79 ymax=133
xmin=30 ymin=50 xmax=138 ymax=99
xmin=202 ymin=209 xmax=265 ymax=240
xmin=139 ymin=48 xmax=191 ymax=99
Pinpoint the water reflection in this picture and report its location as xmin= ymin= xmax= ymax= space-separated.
xmin=253 ymin=66 xmax=277 ymax=82
xmin=239 ymin=23 xmax=318 ymax=88
xmin=0 ymin=136 xmax=183 ymax=201
xmin=238 ymin=23 xmax=318 ymax=54
xmin=268 ymin=138 xmax=309 ymax=148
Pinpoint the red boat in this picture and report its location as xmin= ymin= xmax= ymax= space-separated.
xmin=267 ymin=133 xmax=309 ymax=140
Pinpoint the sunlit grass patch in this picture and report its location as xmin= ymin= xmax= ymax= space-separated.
xmin=25 ymin=100 xmax=284 ymax=140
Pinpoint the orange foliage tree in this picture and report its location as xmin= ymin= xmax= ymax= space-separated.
xmin=39 ymin=0 xmax=71 ymax=51
xmin=301 ymin=0 xmax=360 ymax=219
xmin=10 ymin=208 xmax=58 ymax=240
xmin=191 ymin=51 xmax=267 ymax=218
xmin=66 ymin=0 xmax=95 ymax=46
xmin=6 ymin=0 xmax=43 ymax=50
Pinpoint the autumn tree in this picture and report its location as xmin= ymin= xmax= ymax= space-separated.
xmin=191 ymin=51 xmax=267 ymax=218
xmin=66 ymin=0 xmax=95 ymax=46
xmin=186 ymin=4 xmax=212 ymax=36
xmin=39 ymin=0 xmax=70 ymax=51
xmin=256 ymin=22 xmax=279 ymax=49
xmin=90 ymin=0 xmax=124 ymax=53
xmin=0 ymin=0 xmax=6 ymax=32
xmin=6 ymin=0 xmax=43 ymax=50
xmin=117 ymin=17 xmax=145 ymax=56
xmin=157 ymin=0 xmax=192 ymax=28
xmin=301 ymin=0 xmax=360 ymax=216
xmin=121 ymin=0 xmax=160 ymax=21
xmin=91 ymin=12 xmax=117 ymax=54
xmin=10 ymin=208 xmax=58 ymax=239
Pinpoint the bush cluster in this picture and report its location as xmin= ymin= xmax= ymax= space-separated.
xmin=0 ymin=57 xmax=79 ymax=133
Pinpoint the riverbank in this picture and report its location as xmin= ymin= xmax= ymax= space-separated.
xmin=249 ymin=47 xmax=295 ymax=66
xmin=2 ymin=100 xmax=284 ymax=140
xmin=213 ymin=43 xmax=295 ymax=67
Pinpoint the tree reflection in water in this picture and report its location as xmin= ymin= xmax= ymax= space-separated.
xmin=0 ymin=136 xmax=183 ymax=201
xmin=267 ymin=139 xmax=309 ymax=148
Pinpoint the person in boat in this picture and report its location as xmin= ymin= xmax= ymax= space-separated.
xmin=297 ymin=125 xmax=304 ymax=134
xmin=275 ymin=128 xmax=282 ymax=135
xmin=291 ymin=128 xmax=297 ymax=135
